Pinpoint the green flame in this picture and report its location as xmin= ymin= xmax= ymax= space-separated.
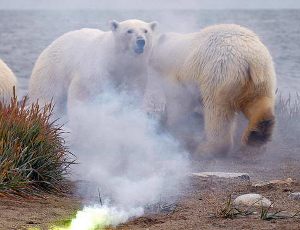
xmin=51 ymin=206 xmax=113 ymax=230
xmin=28 ymin=206 xmax=135 ymax=230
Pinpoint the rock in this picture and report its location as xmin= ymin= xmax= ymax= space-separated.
xmin=289 ymin=192 xmax=300 ymax=200
xmin=233 ymin=194 xmax=272 ymax=207
xmin=192 ymin=172 xmax=250 ymax=180
xmin=252 ymin=181 xmax=271 ymax=187
xmin=274 ymin=211 xmax=294 ymax=219
xmin=253 ymin=178 xmax=294 ymax=188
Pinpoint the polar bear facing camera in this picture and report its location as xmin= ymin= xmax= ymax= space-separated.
xmin=151 ymin=24 xmax=276 ymax=157
xmin=29 ymin=19 xmax=158 ymax=116
xmin=0 ymin=59 xmax=17 ymax=104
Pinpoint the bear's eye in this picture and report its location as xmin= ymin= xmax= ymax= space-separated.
xmin=127 ymin=29 xmax=133 ymax=34
xmin=144 ymin=29 xmax=148 ymax=33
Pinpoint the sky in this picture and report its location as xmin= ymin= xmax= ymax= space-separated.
xmin=0 ymin=0 xmax=300 ymax=10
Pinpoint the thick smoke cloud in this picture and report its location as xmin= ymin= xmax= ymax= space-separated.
xmin=68 ymin=85 xmax=190 ymax=212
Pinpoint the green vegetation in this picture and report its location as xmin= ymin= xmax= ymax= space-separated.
xmin=0 ymin=94 xmax=75 ymax=195
xmin=260 ymin=203 xmax=284 ymax=220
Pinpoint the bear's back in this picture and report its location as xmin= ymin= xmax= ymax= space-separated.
xmin=31 ymin=28 xmax=112 ymax=83
xmin=194 ymin=24 xmax=267 ymax=64
xmin=194 ymin=24 xmax=273 ymax=81
xmin=151 ymin=32 xmax=196 ymax=79
xmin=43 ymin=28 xmax=109 ymax=65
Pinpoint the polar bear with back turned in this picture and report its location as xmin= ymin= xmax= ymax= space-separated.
xmin=151 ymin=24 xmax=276 ymax=157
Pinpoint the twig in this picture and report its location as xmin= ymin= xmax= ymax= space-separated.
xmin=98 ymin=188 xmax=103 ymax=206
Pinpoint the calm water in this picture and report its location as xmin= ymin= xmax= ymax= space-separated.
xmin=0 ymin=10 xmax=299 ymax=97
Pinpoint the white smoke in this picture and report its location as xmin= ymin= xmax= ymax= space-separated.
xmin=67 ymin=84 xmax=190 ymax=223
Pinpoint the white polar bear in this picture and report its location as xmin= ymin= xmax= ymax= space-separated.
xmin=28 ymin=19 xmax=158 ymax=116
xmin=150 ymin=24 xmax=276 ymax=157
xmin=0 ymin=59 xmax=17 ymax=104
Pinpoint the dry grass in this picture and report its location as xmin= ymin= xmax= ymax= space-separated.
xmin=0 ymin=94 xmax=75 ymax=195
xmin=276 ymin=92 xmax=300 ymax=119
xmin=275 ymin=92 xmax=300 ymax=145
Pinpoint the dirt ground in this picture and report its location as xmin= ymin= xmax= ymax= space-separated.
xmin=1 ymin=146 xmax=300 ymax=230
xmin=0 ymin=193 xmax=80 ymax=230
xmin=115 ymin=176 xmax=300 ymax=230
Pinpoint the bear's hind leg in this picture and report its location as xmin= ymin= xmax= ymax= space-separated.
xmin=241 ymin=96 xmax=275 ymax=146
xmin=197 ymin=104 xmax=236 ymax=158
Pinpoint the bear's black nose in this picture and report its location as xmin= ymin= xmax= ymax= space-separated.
xmin=136 ymin=39 xmax=145 ymax=48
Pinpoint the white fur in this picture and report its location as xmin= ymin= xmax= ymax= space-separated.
xmin=150 ymin=24 xmax=276 ymax=155
xmin=0 ymin=59 xmax=17 ymax=104
xmin=28 ymin=19 xmax=157 ymax=116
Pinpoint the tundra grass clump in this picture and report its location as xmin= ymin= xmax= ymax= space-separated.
xmin=0 ymin=95 xmax=74 ymax=194
xmin=216 ymin=195 xmax=254 ymax=219
xmin=275 ymin=92 xmax=300 ymax=145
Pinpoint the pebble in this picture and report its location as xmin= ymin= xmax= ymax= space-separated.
xmin=233 ymin=193 xmax=272 ymax=207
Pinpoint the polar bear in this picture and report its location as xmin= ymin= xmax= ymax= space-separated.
xmin=150 ymin=24 xmax=276 ymax=156
xmin=28 ymin=19 xmax=158 ymax=116
xmin=0 ymin=59 xmax=17 ymax=104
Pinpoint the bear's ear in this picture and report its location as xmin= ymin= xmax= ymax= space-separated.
xmin=149 ymin=21 xmax=158 ymax=31
xmin=110 ymin=20 xmax=119 ymax=31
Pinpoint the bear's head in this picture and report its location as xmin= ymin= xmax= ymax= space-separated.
xmin=110 ymin=19 xmax=158 ymax=56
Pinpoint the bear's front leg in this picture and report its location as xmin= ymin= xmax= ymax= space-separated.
xmin=67 ymin=76 xmax=94 ymax=116
xmin=143 ymin=89 xmax=167 ymax=122
xmin=142 ymin=70 xmax=167 ymax=122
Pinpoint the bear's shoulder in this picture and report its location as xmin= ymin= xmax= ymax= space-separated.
xmin=47 ymin=28 xmax=112 ymax=58
xmin=57 ymin=28 xmax=107 ymax=43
